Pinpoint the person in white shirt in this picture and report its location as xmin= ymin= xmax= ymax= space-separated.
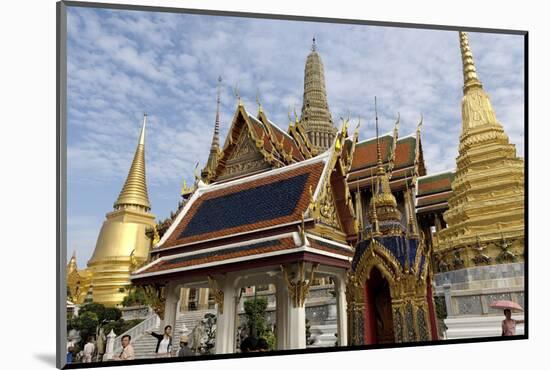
xmin=146 ymin=325 xmax=173 ymax=358
xmin=82 ymin=337 xmax=95 ymax=363
xmin=114 ymin=335 xmax=135 ymax=361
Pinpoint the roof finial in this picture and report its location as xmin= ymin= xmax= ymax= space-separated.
xmin=114 ymin=113 xmax=151 ymax=211
xmin=256 ymin=88 xmax=262 ymax=113
xmin=233 ymin=83 xmax=242 ymax=106
xmin=413 ymin=113 xmax=423 ymax=183
xmin=312 ymin=36 xmax=316 ymax=52
xmin=388 ymin=112 xmax=400 ymax=179
xmin=459 ymin=31 xmax=483 ymax=92
xmin=288 ymin=106 xmax=293 ymax=124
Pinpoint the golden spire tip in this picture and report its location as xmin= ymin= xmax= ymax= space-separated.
xmin=459 ymin=31 xmax=483 ymax=91
xmin=139 ymin=113 xmax=147 ymax=146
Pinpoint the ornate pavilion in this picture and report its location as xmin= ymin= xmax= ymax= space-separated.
xmin=69 ymin=30 xmax=524 ymax=353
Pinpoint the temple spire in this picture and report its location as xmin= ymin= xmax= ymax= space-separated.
xmin=374 ymin=96 xmax=383 ymax=172
xmin=67 ymin=251 xmax=77 ymax=274
xmin=114 ymin=113 xmax=151 ymax=211
xmin=459 ymin=31 xmax=483 ymax=92
xmin=300 ymin=37 xmax=336 ymax=152
xmin=405 ymin=173 xmax=418 ymax=237
xmin=458 ymin=31 xmax=500 ymax=134
xmin=367 ymin=97 xmax=402 ymax=228
xmin=203 ymin=77 xmax=223 ymax=182
xmin=370 ymin=169 xmax=381 ymax=238
xmin=211 ymin=76 xmax=222 ymax=152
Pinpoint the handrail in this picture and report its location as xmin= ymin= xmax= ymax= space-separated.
xmin=112 ymin=312 xmax=160 ymax=356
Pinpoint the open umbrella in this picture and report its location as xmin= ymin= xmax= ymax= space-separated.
xmin=489 ymin=300 xmax=524 ymax=312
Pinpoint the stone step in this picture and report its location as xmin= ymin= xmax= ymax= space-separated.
xmin=129 ymin=309 xmax=216 ymax=359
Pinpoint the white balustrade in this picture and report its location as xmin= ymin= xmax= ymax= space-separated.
xmin=107 ymin=313 xmax=160 ymax=359
xmin=103 ymin=329 xmax=116 ymax=361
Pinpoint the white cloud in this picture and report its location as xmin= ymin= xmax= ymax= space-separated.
xmin=66 ymin=7 xmax=525 ymax=263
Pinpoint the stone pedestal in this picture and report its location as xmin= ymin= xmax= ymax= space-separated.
xmin=288 ymin=303 xmax=306 ymax=349
xmin=434 ymin=262 xmax=525 ymax=339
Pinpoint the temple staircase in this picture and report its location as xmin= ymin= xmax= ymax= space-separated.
xmin=114 ymin=309 xmax=215 ymax=360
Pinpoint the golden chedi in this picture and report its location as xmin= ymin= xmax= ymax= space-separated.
xmin=69 ymin=114 xmax=156 ymax=307
xmin=435 ymin=32 xmax=524 ymax=269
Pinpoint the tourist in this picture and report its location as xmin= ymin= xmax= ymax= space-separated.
xmin=96 ymin=327 xmax=106 ymax=361
xmin=501 ymin=309 xmax=524 ymax=336
xmin=82 ymin=336 xmax=95 ymax=363
xmin=66 ymin=346 xmax=74 ymax=364
xmin=146 ymin=325 xmax=173 ymax=358
xmin=114 ymin=335 xmax=135 ymax=361
xmin=177 ymin=335 xmax=194 ymax=357
xmin=257 ymin=337 xmax=269 ymax=352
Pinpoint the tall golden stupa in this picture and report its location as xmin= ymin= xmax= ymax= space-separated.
xmin=435 ymin=32 xmax=525 ymax=268
xmin=67 ymin=114 xmax=156 ymax=307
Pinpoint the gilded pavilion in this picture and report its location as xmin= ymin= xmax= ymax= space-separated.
xmin=68 ymin=30 xmax=524 ymax=351
xmin=131 ymin=36 xmax=442 ymax=349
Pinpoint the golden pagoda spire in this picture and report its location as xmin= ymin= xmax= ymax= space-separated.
xmin=368 ymin=97 xmax=401 ymax=227
xmin=67 ymin=250 xmax=77 ymax=274
xmin=114 ymin=113 xmax=151 ymax=211
xmin=458 ymin=31 xmax=500 ymax=134
xmin=435 ymin=32 xmax=525 ymax=271
xmin=459 ymin=31 xmax=483 ymax=93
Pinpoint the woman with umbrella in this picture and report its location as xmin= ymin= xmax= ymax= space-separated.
xmin=490 ymin=300 xmax=524 ymax=336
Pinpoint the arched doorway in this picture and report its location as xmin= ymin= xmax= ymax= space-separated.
xmin=364 ymin=267 xmax=394 ymax=344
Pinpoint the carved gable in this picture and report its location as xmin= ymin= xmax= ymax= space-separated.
xmin=217 ymin=125 xmax=271 ymax=181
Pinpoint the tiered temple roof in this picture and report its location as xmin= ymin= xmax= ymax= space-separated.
xmin=415 ymin=171 xmax=454 ymax=214
xmin=348 ymin=132 xmax=426 ymax=191
xmin=133 ymin=140 xmax=357 ymax=282
xmin=202 ymin=104 xmax=313 ymax=184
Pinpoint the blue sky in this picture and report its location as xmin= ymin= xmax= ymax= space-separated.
xmin=66 ymin=6 xmax=524 ymax=268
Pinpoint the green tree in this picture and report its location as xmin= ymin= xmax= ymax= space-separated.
xmin=242 ymin=297 xmax=276 ymax=350
xmin=70 ymin=311 xmax=99 ymax=349
xmin=122 ymin=286 xmax=149 ymax=307
xmin=69 ymin=303 xmax=123 ymax=349
xmin=244 ymin=297 xmax=268 ymax=338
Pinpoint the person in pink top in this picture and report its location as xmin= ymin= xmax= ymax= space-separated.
xmin=501 ymin=309 xmax=524 ymax=336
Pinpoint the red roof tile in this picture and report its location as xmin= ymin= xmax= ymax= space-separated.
xmin=350 ymin=135 xmax=417 ymax=172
